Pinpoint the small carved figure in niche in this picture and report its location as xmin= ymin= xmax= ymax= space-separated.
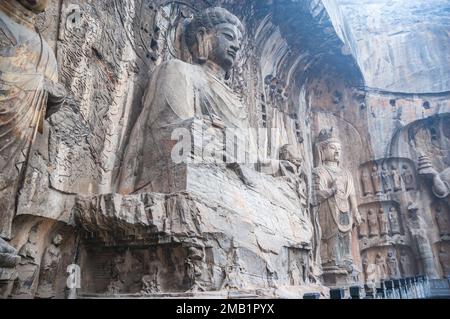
xmin=438 ymin=246 xmax=450 ymax=277
xmin=399 ymin=249 xmax=414 ymax=277
xmin=418 ymin=155 xmax=450 ymax=202
xmin=358 ymin=211 xmax=369 ymax=239
xmin=381 ymin=168 xmax=392 ymax=193
xmin=407 ymin=202 xmax=439 ymax=278
xmin=288 ymin=261 xmax=302 ymax=286
xmin=186 ymin=246 xmax=206 ymax=292
xmin=363 ymin=257 xmax=377 ymax=284
xmin=140 ymin=273 xmax=160 ymax=295
xmin=368 ymin=209 xmax=379 ymax=238
xmin=378 ymin=209 xmax=389 ymax=237
xmin=401 ymin=164 xmax=415 ymax=191
xmin=13 ymin=226 xmax=40 ymax=297
xmin=221 ymin=246 xmax=246 ymax=290
xmin=375 ymin=252 xmax=388 ymax=280
xmin=388 ymin=207 xmax=401 ymax=235
xmin=141 ymin=250 xmax=160 ymax=294
xmin=0 ymin=0 xmax=66 ymax=239
xmin=371 ymin=165 xmax=383 ymax=195
xmin=387 ymin=250 xmax=400 ymax=279
xmin=107 ymin=255 xmax=125 ymax=295
xmin=435 ymin=204 xmax=450 ymax=237
xmin=312 ymin=128 xmax=361 ymax=279
xmin=107 ymin=280 xmax=123 ymax=295
xmin=390 ymin=165 xmax=403 ymax=192
xmin=361 ymin=169 xmax=374 ymax=196
xmin=36 ymin=234 xmax=63 ymax=299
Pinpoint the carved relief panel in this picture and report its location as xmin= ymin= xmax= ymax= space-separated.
xmin=359 ymin=158 xmax=418 ymax=200
xmin=358 ymin=201 xmax=407 ymax=251
xmin=362 ymin=246 xmax=417 ymax=283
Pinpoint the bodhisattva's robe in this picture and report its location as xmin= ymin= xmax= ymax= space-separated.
xmin=0 ymin=2 xmax=61 ymax=239
xmin=313 ymin=164 xmax=355 ymax=268
xmin=118 ymin=59 xmax=257 ymax=194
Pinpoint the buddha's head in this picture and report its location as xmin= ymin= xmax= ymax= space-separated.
xmin=185 ymin=7 xmax=244 ymax=74
xmin=53 ymin=234 xmax=63 ymax=246
xmin=18 ymin=0 xmax=49 ymax=13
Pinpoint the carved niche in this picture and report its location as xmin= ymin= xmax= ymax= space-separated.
xmin=358 ymin=201 xmax=406 ymax=250
xmin=359 ymin=158 xmax=418 ymax=200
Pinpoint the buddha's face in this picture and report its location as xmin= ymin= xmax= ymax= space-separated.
xmin=18 ymin=0 xmax=49 ymax=13
xmin=322 ymin=142 xmax=341 ymax=163
xmin=208 ymin=23 xmax=243 ymax=71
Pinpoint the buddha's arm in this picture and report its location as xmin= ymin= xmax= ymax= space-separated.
xmin=312 ymin=170 xmax=335 ymax=204
xmin=45 ymin=79 xmax=67 ymax=119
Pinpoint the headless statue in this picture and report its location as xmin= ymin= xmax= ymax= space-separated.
xmin=0 ymin=0 xmax=65 ymax=239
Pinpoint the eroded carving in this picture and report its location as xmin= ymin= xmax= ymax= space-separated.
xmin=36 ymin=234 xmax=63 ymax=299
xmin=0 ymin=0 xmax=65 ymax=239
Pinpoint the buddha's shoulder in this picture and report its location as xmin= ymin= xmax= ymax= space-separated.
xmin=157 ymin=59 xmax=199 ymax=77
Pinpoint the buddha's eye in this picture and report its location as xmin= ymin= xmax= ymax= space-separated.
xmin=223 ymin=33 xmax=234 ymax=41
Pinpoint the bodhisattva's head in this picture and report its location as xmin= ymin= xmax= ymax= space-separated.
xmin=185 ymin=7 xmax=244 ymax=74
xmin=18 ymin=0 xmax=49 ymax=13
xmin=321 ymin=141 xmax=342 ymax=164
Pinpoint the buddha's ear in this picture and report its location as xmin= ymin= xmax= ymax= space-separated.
xmin=196 ymin=27 xmax=209 ymax=63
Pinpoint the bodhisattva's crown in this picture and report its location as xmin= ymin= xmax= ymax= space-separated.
xmin=316 ymin=127 xmax=340 ymax=144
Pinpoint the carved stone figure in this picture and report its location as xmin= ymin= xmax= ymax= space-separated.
xmin=390 ymin=165 xmax=403 ymax=192
xmin=312 ymin=128 xmax=361 ymax=284
xmin=140 ymin=274 xmax=160 ymax=295
xmin=36 ymin=234 xmax=63 ymax=299
xmin=107 ymin=255 xmax=125 ymax=295
xmin=407 ymin=202 xmax=439 ymax=279
xmin=186 ymin=246 xmax=207 ymax=292
xmin=358 ymin=212 xmax=369 ymax=239
xmin=418 ymin=155 xmax=450 ymax=203
xmin=401 ymin=165 xmax=415 ymax=191
xmin=367 ymin=209 xmax=379 ymax=238
xmin=371 ymin=165 xmax=383 ymax=195
xmin=13 ymin=226 xmax=40 ymax=297
xmin=277 ymin=144 xmax=308 ymax=210
xmin=361 ymin=169 xmax=373 ymax=196
xmin=435 ymin=204 xmax=450 ymax=237
xmin=118 ymin=7 xmax=252 ymax=194
xmin=399 ymin=249 xmax=414 ymax=277
xmin=387 ymin=250 xmax=400 ymax=279
xmin=363 ymin=257 xmax=377 ymax=284
xmin=378 ymin=209 xmax=389 ymax=236
xmin=388 ymin=207 xmax=401 ymax=235
xmin=438 ymin=246 xmax=450 ymax=277
xmin=381 ymin=168 xmax=392 ymax=193
xmin=0 ymin=0 xmax=65 ymax=239
xmin=375 ymin=252 xmax=387 ymax=280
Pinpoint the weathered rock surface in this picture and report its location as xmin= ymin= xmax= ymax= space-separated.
xmin=1 ymin=0 xmax=449 ymax=299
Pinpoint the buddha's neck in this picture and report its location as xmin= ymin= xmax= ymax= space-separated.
xmin=0 ymin=0 xmax=37 ymax=30
xmin=324 ymin=161 xmax=339 ymax=168
xmin=202 ymin=61 xmax=227 ymax=81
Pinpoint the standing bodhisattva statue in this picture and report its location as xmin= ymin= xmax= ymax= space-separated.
xmin=0 ymin=0 xmax=65 ymax=240
xmin=312 ymin=128 xmax=361 ymax=284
